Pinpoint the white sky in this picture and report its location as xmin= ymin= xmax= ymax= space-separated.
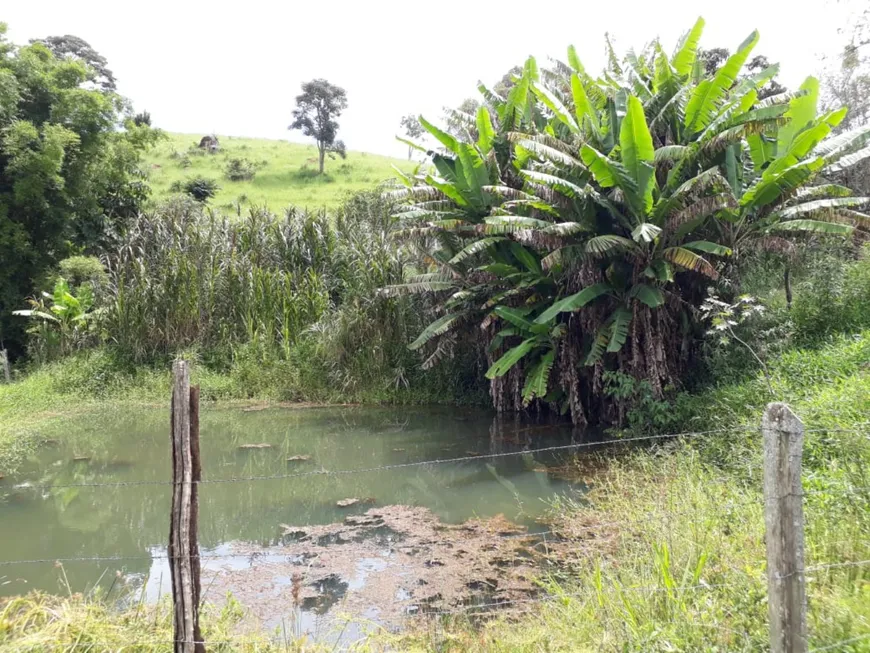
xmin=3 ymin=0 xmax=860 ymax=158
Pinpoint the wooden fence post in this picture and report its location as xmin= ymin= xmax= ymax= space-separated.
xmin=762 ymin=402 xmax=808 ymax=653
xmin=169 ymin=361 xmax=204 ymax=653
xmin=1 ymin=349 xmax=10 ymax=383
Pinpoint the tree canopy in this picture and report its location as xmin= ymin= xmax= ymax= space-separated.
xmin=289 ymin=79 xmax=348 ymax=174
xmin=0 ymin=23 xmax=161 ymax=357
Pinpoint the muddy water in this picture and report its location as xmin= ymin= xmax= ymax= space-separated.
xmin=0 ymin=405 xmax=587 ymax=637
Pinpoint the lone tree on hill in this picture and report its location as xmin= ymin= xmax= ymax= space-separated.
xmin=399 ymin=114 xmax=424 ymax=159
xmin=289 ymin=79 xmax=348 ymax=174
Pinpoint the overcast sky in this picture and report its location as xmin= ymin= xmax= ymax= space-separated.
xmin=3 ymin=1 xmax=861 ymax=159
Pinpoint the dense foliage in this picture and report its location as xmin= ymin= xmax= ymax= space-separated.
xmin=12 ymin=191 xmax=483 ymax=403
xmin=390 ymin=19 xmax=870 ymax=426
xmin=0 ymin=24 xmax=160 ymax=357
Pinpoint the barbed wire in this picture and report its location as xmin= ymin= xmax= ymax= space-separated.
xmin=4 ymin=485 xmax=868 ymax=568
xmin=806 ymin=559 xmax=870 ymax=572
xmin=8 ymin=427 xmax=761 ymax=491
xmin=0 ymin=528 xmax=556 ymax=567
xmin=776 ymin=559 xmax=870 ymax=580
xmin=0 ymin=492 xmax=769 ymax=567
xmin=6 ymin=424 xmax=868 ymax=493
xmin=810 ymin=633 xmax=870 ymax=652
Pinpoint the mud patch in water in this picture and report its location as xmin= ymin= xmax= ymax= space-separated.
xmin=200 ymin=505 xmax=581 ymax=637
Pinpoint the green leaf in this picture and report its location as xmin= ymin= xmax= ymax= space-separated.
xmin=486 ymin=338 xmax=538 ymax=379
xmin=425 ymin=175 xmax=469 ymax=207
xmin=567 ymin=45 xmax=585 ymax=74
xmin=815 ymin=124 xmax=870 ymax=161
xmin=747 ymin=133 xmax=775 ymax=172
xmin=682 ymin=240 xmax=732 ymax=256
xmin=476 ymin=107 xmax=495 ymax=154
xmin=632 ymin=222 xmax=662 ymax=243
xmin=740 ymin=158 xmax=825 ymax=210
xmin=771 ymin=219 xmax=853 ymax=235
xmin=535 ymin=283 xmax=612 ymax=324
xmin=765 ymin=120 xmax=837 ymax=179
xmin=515 ymin=138 xmax=583 ymax=167
xmin=409 ymin=313 xmax=462 ymax=350
xmin=533 ymin=83 xmax=579 ymax=133
xmin=826 ymin=144 xmax=870 ymax=174
xmin=606 ymin=307 xmax=633 ymax=353
xmin=620 ymin=95 xmax=655 ymax=213
xmin=392 ymin=165 xmax=412 ymax=188
xmin=456 ymin=143 xmax=490 ymax=203
xmin=12 ymin=309 xmax=59 ymax=322
xmin=584 ymin=325 xmax=611 ymax=366
xmin=663 ymin=247 xmax=718 ymax=278
xmin=630 ymin=284 xmax=665 ymax=308
xmin=449 ymin=237 xmax=504 ymax=265
xmin=684 ymin=30 xmax=759 ymax=133
xmin=571 ymin=74 xmax=599 ymax=133
xmin=482 ymin=263 xmax=520 ymax=277
xmin=494 ymin=306 xmax=538 ymax=333
xmin=777 ymin=77 xmax=819 ymax=154
xmin=654 ymin=145 xmax=689 ymax=163
xmin=644 ymin=260 xmax=674 ymax=282
xmin=396 ymin=136 xmax=428 ymax=154
xmin=586 ymin=235 xmax=638 ymax=257
xmin=672 ymin=17 xmax=705 ymax=76
xmin=522 ymin=350 xmax=555 ymax=404
xmin=775 ymin=197 xmax=870 ymax=219
xmin=580 ymin=145 xmax=637 ymax=193
xmin=419 ymin=116 xmax=458 ymax=153
xmin=509 ymin=242 xmax=541 ymax=274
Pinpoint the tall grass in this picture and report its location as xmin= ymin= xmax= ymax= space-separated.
xmin=93 ymin=191 xmax=484 ymax=400
xmin=99 ymin=190 xmax=417 ymax=366
xmin=105 ymin=198 xmax=336 ymax=362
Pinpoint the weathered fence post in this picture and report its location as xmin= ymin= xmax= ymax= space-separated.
xmin=762 ymin=402 xmax=808 ymax=653
xmin=169 ymin=361 xmax=204 ymax=653
xmin=1 ymin=349 xmax=10 ymax=383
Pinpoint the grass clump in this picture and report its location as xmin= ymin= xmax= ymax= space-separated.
xmin=0 ymin=592 xmax=304 ymax=651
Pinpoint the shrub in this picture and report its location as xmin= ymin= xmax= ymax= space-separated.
xmin=170 ymin=176 xmax=220 ymax=203
xmin=58 ymin=256 xmax=108 ymax=290
xmin=791 ymin=245 xmax=870 ymax=346
xmin=132 ymin=111 xmax=151 ymax=127
xmin=224 ymin=157 xmax=258 ymax=182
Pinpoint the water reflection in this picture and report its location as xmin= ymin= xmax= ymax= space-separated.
xmin=0 ymin=406 xmax=588 ymax=597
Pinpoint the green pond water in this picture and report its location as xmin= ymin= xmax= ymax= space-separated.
xmin=0 ymin=405 xmax=585 ymax=604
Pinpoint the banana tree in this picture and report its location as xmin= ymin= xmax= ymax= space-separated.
xmin=13 ymin=278 xmax=96 ymax=360
xmin=711 ymin=77 xmax=870 ymax=301
xmin=387 ymin=20 xmax=870 ymax=427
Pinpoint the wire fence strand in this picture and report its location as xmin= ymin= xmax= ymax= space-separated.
xmin=7 ymin=427 xmax=761 ymax=491
xmin=7 ymin=424 xmax=867 ymax=492
xmin=810 ymin=633 xmax=870 ymax=652
xmin=3 ymin=487 xmax=867 ymax=568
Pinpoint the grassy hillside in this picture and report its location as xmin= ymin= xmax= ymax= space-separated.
xmin=143 ymin=133 xmax=414 ymax=210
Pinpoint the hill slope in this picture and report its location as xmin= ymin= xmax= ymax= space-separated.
xmin=143 ymin=133 xmax=414 ymax=210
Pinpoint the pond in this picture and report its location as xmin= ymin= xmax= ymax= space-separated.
xmin=0 ymin=405 xmax=589 ymax=637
